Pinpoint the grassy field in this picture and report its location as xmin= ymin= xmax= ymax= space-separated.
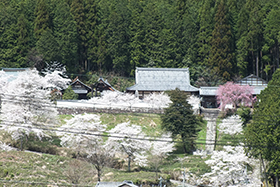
xmin=0 ymin=112 xmax=211 ymax=186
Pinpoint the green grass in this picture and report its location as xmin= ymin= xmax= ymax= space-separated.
xmin=196 ymin=120 xmax=208 ymax=150
xmin=100 ymin=113 xmax=163 ymax=137
xmin=0 ymin=112 xmax=219 ymax=186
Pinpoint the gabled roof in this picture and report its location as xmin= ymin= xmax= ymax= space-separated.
xmin=70 ymin=77 xmax=92 ymax=94
xmin=126 ymin=67 xmax=199 ymax=92
xmin=96 ymin=77 xmax=116 ymax=91
xmin=236 ymin=74 xmax=267 ymax=86
xmin=70 ymin=77 xmax=92 ymax=91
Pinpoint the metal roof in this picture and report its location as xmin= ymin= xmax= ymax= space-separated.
xmin=126 ymin=67 xmax=199 ymax=92
xmin=1 ymin=68 xmax=30 ymax=82
xmin=199 ymin=87 xmax=219 ymax=96
xmin=199 ymin=85 xmax=266 ymax=96
xmin=236 ymin=74 xmax=267 ymax=86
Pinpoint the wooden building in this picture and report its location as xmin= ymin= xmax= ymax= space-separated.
xmin=126 ymin=67 xmax=199 ymax=99
xmin=94 ymin=77 xmax=116 ymax=96
xmin=200 ymin=74 xmax=267 ymax=108
xmin=70 ymin=77 xmax=92 ymax=99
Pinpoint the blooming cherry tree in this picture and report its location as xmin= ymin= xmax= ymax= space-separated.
xmin=219 ymin=115 xmax=243 ymax=136
xmin=216 ymin=82 xmax=255 ymax=112
xmin=201 ymin=115 xmax=261 ymax=186
xmin=149 ymin=133 xmax=175 ymax=178
xmin=105 ymin=122 xmax=151 ymax=171
xmin=0 ymin=68 xmax=70 ymax=149
xmin=58 ymin=113 xmax=106 ymax=150
xmin=143 ymin=92 xmax=171 ymax=108
xmin=58 ymin=113 xmax=114 ymax=182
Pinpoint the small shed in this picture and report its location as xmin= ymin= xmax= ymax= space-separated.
xmin=126 ymin=67 xmax=199 ymax=99
xmin=70 ymin=77 xmax=92 ymax=99
xmin=94 ymin=77 xmax=116 ymax=96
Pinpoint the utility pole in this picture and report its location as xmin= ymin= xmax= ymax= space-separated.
xmin=158 ymin=176 xmax=163 ymax=187
xmin=182 ymin=168 xmax=186 ymax=187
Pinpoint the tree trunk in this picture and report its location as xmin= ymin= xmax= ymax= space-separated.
xmin=256 ymin=54 xmax=259 ymax=77
xmin=276 ymin=175 xmax=279 ymax=187
xmin=128 ymin=155 xmax=131 ymax=172
xmin=260 ymin=154 xmax=269 ymax=187
xmin=276 ymin=40 xmax=279 ymax=69
xmin=97 ymin=168 xmax=101 ymax=182
xmin=181 ymin=135 xmax=188 ymax=154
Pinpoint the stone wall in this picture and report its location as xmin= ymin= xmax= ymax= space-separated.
xmin=57 ymin=106 xmax=165 ymax=115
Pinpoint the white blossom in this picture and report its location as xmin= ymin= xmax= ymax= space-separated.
xmin=58 ymin=114 xmax=106 ymax=149
xmin=219 ymin=115 xmax=243 ymax=135
xmin=0 ymin=68 xmax=69 ymax=142
xmin=106 ymin=122 xmax=151 ymax=167
xmin=201 ymin=115 xmax=262 ymax=186
xmin=151 ymin=133 xmax=175 ymax=158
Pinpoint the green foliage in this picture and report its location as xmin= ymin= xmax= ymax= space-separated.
xmin=62 ymin=86 xmax=78 ymax=100
xmin=237 ymin=107 xmax=252 ymax=127
xmin=0 ymin=0 xmax=279 ymax=82
xmin=244 ymin=69 xmax=280 ymax=177
xmin=161 ymin=88 xmax=202 ymax=154
xmin=208 ymin=0 xmax=234 ymax=81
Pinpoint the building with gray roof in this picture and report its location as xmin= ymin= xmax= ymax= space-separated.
xmin=126 ymin=67 xmax=199 ymax=99
xmin=200 ymin=74 xmax=268 ymax=108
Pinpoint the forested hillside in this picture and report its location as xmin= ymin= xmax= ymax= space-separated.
xmin=0 ymin=0 xmax=279 ymax=85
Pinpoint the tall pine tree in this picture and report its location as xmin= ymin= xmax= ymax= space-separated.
xmin=208 ymin=0 xmax=234 ymax=81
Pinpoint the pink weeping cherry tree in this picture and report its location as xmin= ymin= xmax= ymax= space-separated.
xmin=216 ymin=82 xmax=256 ymax=112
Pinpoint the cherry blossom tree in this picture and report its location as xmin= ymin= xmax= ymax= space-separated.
xmin=143 ymin=92 xmax=171 ymax=108
xmin=88 ymin=91 xmax=171 ymax=109
xmin=149 ymin=133 xmax=175 ymax=178
xmin=187 ymin=95 xmax=201 ymax=114
xmin=0 ymin=68 xmax=70 ymax=150
xmin=219 ymin=115 xmax=243 ymax=136
xmin=105 ymin=122 xmax=151 ymax=171
xmin=57 ymin=113 xmax=114 ymax=181
xmin=201 ymin=115 xmax=262 ymax=186
xmin=58 ymin=114 xmax=106 ymax=150
xmin=216 ymin=82 xmax=255 ymax=112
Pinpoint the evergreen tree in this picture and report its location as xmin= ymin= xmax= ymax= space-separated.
xmin=0 ymin=2 xmax=20 ymax=68
xmin=142 ymin=0 xmax=164 ymax=67
xmin=84 ymin=0 xmax=99 ymax=71
xmin=161 ymin=88 xmax=202 ymax=154
xmin=262 ymin=4 xmax=280 ymax=80
xmin=236 ymin=5 xmax=250 ymax=77
xmin=34 ymin=0 xmax=51 ymax=40
xmin=208 ymin=0 xmax=234 ymax=81
xmin=53 ymin=1 xmax=78 ymax=72
xmin=128 ymin=0 xmax=146 ymax=75
xmin=36 ymin=28 xmax=60 ymax=63
xmin=106 ymin=0 xmax=131 ymax=75
xmin=196 ymin=0 xmax=215 ymax=66
xmin=71 ymin=0 xmax=87 ymax=71
xmin=247 ymin=0 xmax=264 ymax=78
xmin=63 ymin=86 xmax=78 ymax=100
xmin=244 ymin=69 xmax=280 ymax=185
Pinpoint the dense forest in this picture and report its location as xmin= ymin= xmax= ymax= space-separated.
xmin=1 ymin=0 xmax=280 ymax=86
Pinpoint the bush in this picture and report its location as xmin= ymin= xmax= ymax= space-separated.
xmin=62 ymin=86 xmax=78 ymax=100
